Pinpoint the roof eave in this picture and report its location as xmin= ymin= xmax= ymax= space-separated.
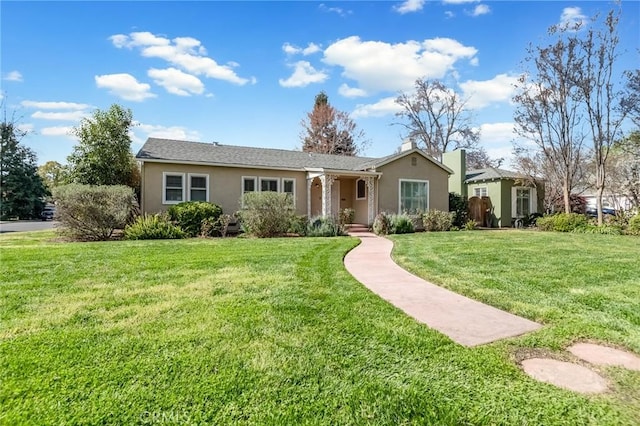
xmin=136 ymin=157 xmax=305 ymax=173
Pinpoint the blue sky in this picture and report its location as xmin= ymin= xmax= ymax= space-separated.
xmin=2 ymin=1 xmax=639 ymax=167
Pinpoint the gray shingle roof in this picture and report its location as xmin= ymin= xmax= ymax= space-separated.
xmin=136 ymin=138 xmax=380 ymax=171
xmin=465 ymin=167 xmax=524 ymax=183
xmin=136 ymin=138 xmax=452 ymax=174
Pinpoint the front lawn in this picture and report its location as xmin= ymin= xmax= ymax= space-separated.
xmin=1 ymin=231 xmax=638 ymax=424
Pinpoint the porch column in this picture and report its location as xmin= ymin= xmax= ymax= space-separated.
xmin=365 ymin=176 xmax=376 ymax=225
xmin=320 ymin=174 xmax=336 ymax=217
xmin=306 ymin=178 xmax=313 ymax=218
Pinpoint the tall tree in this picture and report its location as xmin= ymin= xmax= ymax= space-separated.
xmin=395 ymin=78 xmax=480 ymax=159
xmin=606 ymin=131 xmax=640 ymax=208
xmin=300 ymin=91 xmax=365 ymax=156
xmin=38 ymin=160 xmax=68 ymax=191
xmin=622 ymin=68 xmax=640 ymax=127
xmin=575 ymin=10 xmax=627 ymax=225
xmin=465 ymin=146 xmax=503 ymax=170
xmin=67 ymin=104 xmax=138 ymax=189
xmin=1 ymin=119 xmax=47 ymax=219
xmin=512 ymin=22 xmax=587 ymax=214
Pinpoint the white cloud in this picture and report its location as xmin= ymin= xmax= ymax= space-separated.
xmin=478 ymin=122 xmax=516 ymax=143
xmin=444 ymin=11 xmax=455 ymax=18
xmin=95 ymin=73 xmax=156 ymax=102
xmin=394 ymin=0 xmax=425 ymax=14
xmin=135 ymin=123 xmax=201 ymax=142
xmin=459 ymin=73 xmax=518 ymax=109
xmin=338 ymin=83 xmax=368 ymax=98
xmin=282 ymin=42 xmax=322 ymax=56
xmin=3 ymin=71 xmax=23 ymax=82
xmin=32 ymin=111 xmax=88 ymax=121
xmin=21 ymin=100 xmax=90 ymax=110
xmin=41 ymin=126 xmax=74 ymax=137
xmin=560 ymin=7 xmax=587 ymax=29
xmin=476 ymin=122 xmax=521 ymax=168
xmin=318 ymin=3 xmax=351 ymax=16
xmin=148 ymin=67 xmax=204 ymax=96
xmin=17 ymin=123 xmax=34 ymax=133
xmin=442 ymin=0 xmax=479 ymax=4
xmin=110 ymin=31 xmax=252 ymax=85
xmin=323 ymin=36 xmax=477 ymax=94
xmin=282 ymin=42 xmax=300 ymax=55
xmin=470 ymin=4 xmax=490 ymax=16
xmin=352 ymin=96 xmax=403 ymax=118
xmin=279 ymin=61 xmax=328 ymax=88
xmin=302 ymin=43 xmax=322 ymax=55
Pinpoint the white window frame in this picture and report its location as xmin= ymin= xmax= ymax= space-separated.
xmin=188 ymin=173 xmax=209 ymax=202
xmin=162 ymin=172 xmax=186 ymax=205
xmin=241 ymin=176 xmax=257 ymax=208
xmin=474 ymin=187 xmax=488 ymax=197
xmin=282 ymin=178 xmax=296 ymax=206
xmin=242 ymin=176 xmax=257 ymax=194
xmin=398 ymin=179 xmax=429 ymax=214
xmin=356 ymin=178 xmax=367 ymax=200
xmin=259 ymin=177 xmax=279 ymax=192
xmin=511 ymin=186 xmax=537 ymax=218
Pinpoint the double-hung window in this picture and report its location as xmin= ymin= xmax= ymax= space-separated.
xmin=243 ymin=176 xmax=257 ymax=194
xmin=163 ymin=172 xmax=210 ymax=204
xmin=399 ymin=179 xmax=429 ymax=214
xmin=189 ymin=174 xmax=208 ymax=202
xmin=163 ymin=172 xmax=185 ymax=204
xmin=282 ymin=178 xmax=295 ymax=204
xmin=260 ymin=177 xmax=279 ymax=192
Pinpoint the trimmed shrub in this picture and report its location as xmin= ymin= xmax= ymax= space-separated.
xmin=167 ymin=201 xmax=222 ymax=237
xmin=306 ymin=216 xmax=345 ymax=237
xmin=373 ymin=212 xmax=391 ymax=235
xmin=464 ymin=219 xmax=477 ymax=231
xmin=289 ymin=215 xmax=309 ymax=236
xmin=53 ymin=184 xmax=135 ymax=241
xmin=389 ymin=213 xmax=415 ymax=234
xmin=200 ymin=213 xmax=234 ymax=238
xmin=124 ymin=214 xmax=185 ymax=240
xmin=449 ymin=192 xmax=469 ymax=228
xmin=536 ymin=213 xmax=588 ymax=232
xmin=628 ymin=213 xmax=640 ymax=235
xmin=408 ymin=214 xmax=424 ymax=231
xmin=240 ymin=192 xmax=295 ymax=237
xmin=423 ymin=209 xmax=453 ymax=232
xmin=338 ymin=208 xmax=355 ymax=225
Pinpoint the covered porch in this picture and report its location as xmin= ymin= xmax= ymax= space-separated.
xmin=305 ymin=169 xmax=380 ymax=225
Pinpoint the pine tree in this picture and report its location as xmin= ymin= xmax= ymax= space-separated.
xmin=300 ymin=91 xmax=365 ymax=156
xmin=0 ymin=121 xmax=47 ymax=219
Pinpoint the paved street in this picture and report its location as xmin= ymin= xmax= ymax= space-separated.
xmin=0 ymin=221 xmax=57 ymax=233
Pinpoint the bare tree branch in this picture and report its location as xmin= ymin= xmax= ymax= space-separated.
xmin=394 ymin=79 xmax=479 ymax=159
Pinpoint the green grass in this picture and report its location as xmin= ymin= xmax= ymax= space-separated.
xmin=1 ymin=230 xmax=639 ymax=424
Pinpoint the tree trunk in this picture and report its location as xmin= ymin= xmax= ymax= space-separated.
xmin=595 ymin=163 xmax=606 ymax=226
xmin=563 ymin=176 xmax=571 ymax=214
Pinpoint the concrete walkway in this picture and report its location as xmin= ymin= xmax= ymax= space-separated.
xmin=344 ymin=231 xmax=541 ymax=347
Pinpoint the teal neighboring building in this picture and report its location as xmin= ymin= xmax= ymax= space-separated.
xmin=442 ymin=150 xmax=544 ymax=227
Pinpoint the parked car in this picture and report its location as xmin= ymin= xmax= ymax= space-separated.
xmin=41 ymin=205 xmax=56 ymax=221
xmin=585 ymin=206 xmax=616 ymax=217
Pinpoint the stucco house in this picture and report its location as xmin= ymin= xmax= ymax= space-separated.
xmin=443 ymin=150 xmax=544 ymax=227
xmin=136 ymin=138 xmax=453 ymax=225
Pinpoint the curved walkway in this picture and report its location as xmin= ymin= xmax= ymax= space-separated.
xmin=344 ymin=231 xmax=541 ymax=347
